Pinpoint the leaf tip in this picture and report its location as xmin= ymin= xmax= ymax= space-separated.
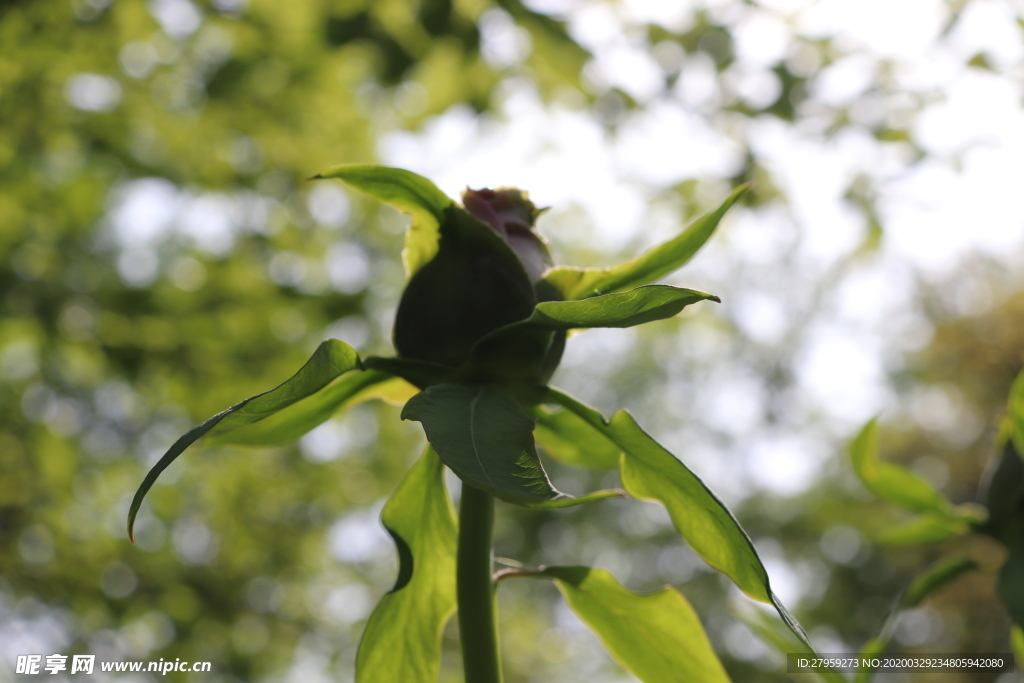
xmin=305 ymin=174 xmax=322 ymax=182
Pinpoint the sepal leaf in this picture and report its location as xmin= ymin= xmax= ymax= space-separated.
xmin=127 ymin=340 xmax=362 ymax=541
xmin=310 ymin=164 xmax=451 ymax=277
xmin=356 ymin=447 xmax=457 ymax=682
xmin=538 ymin=566 xmax=731 ymax=683
xmin=542 ymin=184 xmax=749 ymax=300
xmin=521 ymin=285 xmax=718 ymax=331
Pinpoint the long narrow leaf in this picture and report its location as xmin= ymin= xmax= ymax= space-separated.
xmin=542 ymin=184 xmax=749 ymax=300
xmin=207 ymin=371 xmax=416 ymax=447
xmin=356 ymin=447 xmax=457 ymax=681
xmin=1009 ymin=369 xmax=1024 ymax=458
xmin=541 ymin=387 xmax=813 ymax=650
xmin=526 ymin=285 xmax=718 ymax=330
xmin=540 ymin=566 xmax=731 ymax=683
xmin=128 ymin=340 xmax=362 ymax=541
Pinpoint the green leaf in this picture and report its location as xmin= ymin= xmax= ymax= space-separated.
xmin=127 ymin=340 xmax=362 ymax=541
xmin=310 ymin=164 xmax=452 ymax=278
xmin=1009 ymin=369 xmax=1024 ymax=460
xmin=531 ymin=405 xmax=621 ymax=470
xmin=979 ymin=427 xmax=1024 ymax=545
xmin=850 ymin=419 xmax=963 ymax=520
xmin=540 ymin=566 xmax=730 ymax=683
xmin=853 ymin=638 xmax=887 ymax=683
xmin=355 ymin=447 xmax=457 ymax=682
xmin=402 ymin=384 xmax=564 ymax=504
xmin=875 ymin=513 xmax=969 ymax=545
xmin=998 ymin=541 xmax=1024 ymax=626
xmin=520 ymin=488 xmax=626 ymax=509
xmin=207 ymin=370 xmax=416 ymax=447
xmin=734 ymin=605 xmax=847 ymax=683
xmin=542 ymin=184 xmax=749 ymax=300
xmin=1012 ymin=624 xmax=1024 ymax=667
xmin=541 ymin=387 xmax=813 ymax=650
xmin=525 ymin=285 xmax=718 ymax=330
xmin=904 ymin=555 xmax=977 ymax=607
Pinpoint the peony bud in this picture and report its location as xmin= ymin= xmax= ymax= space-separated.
xmin=462 ymin=188 xmax=553 ymax=282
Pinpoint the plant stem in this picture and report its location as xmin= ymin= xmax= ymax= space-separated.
xmin=458 ymin=483 xmax=503 ymax=683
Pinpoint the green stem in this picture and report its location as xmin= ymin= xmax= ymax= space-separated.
xmin=458 ymin=483 xmax=503 ymax=683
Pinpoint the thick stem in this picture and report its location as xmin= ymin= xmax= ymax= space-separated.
xmin=457 ymin=483 xmax=503 ymax=683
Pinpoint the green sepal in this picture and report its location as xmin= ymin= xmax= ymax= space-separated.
xmin=127 ymin=339 xmax=362 ymax=541
xmin=355 ymin=447 xmax=457 ymax=682
xmin=401 ymin=384 xmax=565 ymax=504
xmin=539 ymin=566 xmax=731 ymax=683
xmin=540 ymin=387 xmax=813 ymax=651
xmin=542 ymin=184 xmax=749 ymax=300
xmin=310 ymin=164 xmax=451 ymax=278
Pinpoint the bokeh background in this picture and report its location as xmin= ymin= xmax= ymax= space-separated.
xmin=3 ymin=0 xmax=1024 ymax=681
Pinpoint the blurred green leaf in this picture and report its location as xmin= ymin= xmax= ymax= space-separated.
xmin=875 ymin=513 xmax=969 ymax=545
xmin=734 ymin=605 xmax=847 ymax=683
xmin=1009 ymin=369 xmax=1024 ymax=457
xmin=311 ymin=164 xmax=452 ymax=278
xmin=542 ymin=184 xmax=749 ymax=300
xmin=356 ymin=447 xmax=457 ymax=682
xmin=531 ymin=406 xmax=622 ymax=470
xmin=850 ymin=419 xmax=964 ymax=520
xmin=998 ymin=541 xmax=1024 ymax=626
xmin=1012 ymin=625 xmax=1024 ymax=668
xmin=540 ymin=566 xmax=731 ymax=683
xmin=979 ymin=426 xmax=1024 ymax=545
xmin=128 ymin=339 xmax=361 ymax=541
xmin=853 ymin=638 xmax=886 ymax=683
xmin=541 ymin=387 xmax=813 ymax=650
xmin=208 ymin=370 xmax=416 ymax=446
xmin=904 ymin=555 xmax=978 ymax=607
xmin=402 ymin=384 xmax=564 ymax=504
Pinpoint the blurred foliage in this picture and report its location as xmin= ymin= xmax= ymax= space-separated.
xmin=3 ymin=0 xmax=1024 ymax=682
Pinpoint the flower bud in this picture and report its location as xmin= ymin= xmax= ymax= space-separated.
xmin=462 ymin=188 xmax=552 ymax=282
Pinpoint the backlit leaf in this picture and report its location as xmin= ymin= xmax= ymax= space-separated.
xmin=541 ymin=387 xmax=812 ymax=650
xmin=541 ymin=566 xmax=731 ymax=683
xmin=310 ymin=164 xmax=451 ymax=278
xmin=524 ymin=285 xmax=718 ymax=330
xmin=531 ymin=405 xmax=621 ymax=470
xmin=128 ymin=340 xmax=361 ymax=541
xmin=875 ymin=514 xmax=969 ymax=545
xmin=904 ymin=555 xmax=977 ymax=607
xmin=356 ymin=447 xmax=457 ymax=682
xmin=542 ymin=184 xmax=749 ymax=300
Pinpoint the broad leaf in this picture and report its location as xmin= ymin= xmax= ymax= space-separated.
xmin=310 ymin=164 xmax=451 ymax=278
xmin=540 ymin=566 xmax=730 ymax=683
xmin=998 ymin=541 xmax=1024 ymax=626
xmin=904 ymin=555 xmax=977 ymax=607
xmin=875 ymin=513 xmax=969 ymax=545
xmin=542 ymin=184 xmax=749 ymax=300
xmin=541 ymin=387 xmax=813 ymax=650
xmin=356 ymin=447 xmax=457 ymax=682
xmin=531 ymin=405 xmax=621 ymax=470
xmin=850 ymin=419 xmax=963 ymax=521
xmin=207 ymin=370 xmax=416 ymax=447
xmin=402 ymin=384 xmax=564 ymax=504
xmin=128 ymin=340 xmax=361 ymax=541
